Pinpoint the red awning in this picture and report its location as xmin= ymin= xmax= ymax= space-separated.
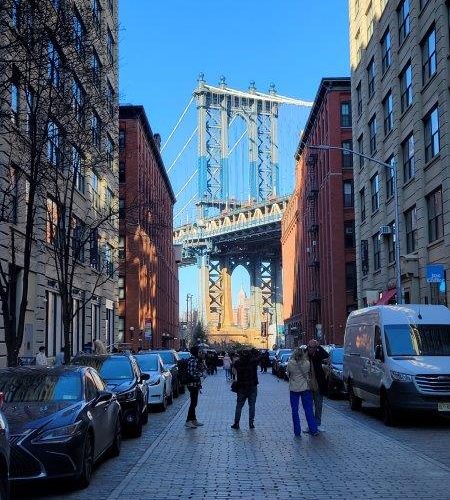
xmin=375 ymin=288 xmax=397 ymax=305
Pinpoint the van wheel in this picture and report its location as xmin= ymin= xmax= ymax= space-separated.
xmin=381 ymin=391 xmax=398 ymax=426
xmin=348 ymin=383 xmax=362 ymax=411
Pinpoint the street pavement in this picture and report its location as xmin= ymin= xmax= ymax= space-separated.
xmin=16 ymin=370 xmax=450 ymax=500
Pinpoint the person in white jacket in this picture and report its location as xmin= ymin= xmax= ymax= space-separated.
xmin=286 ymin=347 xmax=319 ymax=437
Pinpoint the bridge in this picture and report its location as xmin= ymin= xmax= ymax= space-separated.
xmin=166 ymin=75 xmax=312 ymax=347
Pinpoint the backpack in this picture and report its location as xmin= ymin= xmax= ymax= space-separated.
xmin=178 ymin=357 xmax=196 ymax=385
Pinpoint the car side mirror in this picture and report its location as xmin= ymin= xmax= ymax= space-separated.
xmin=140 ymin=373 xmax=150 ymax=381
xmin=375 ymin=345 xmax=384 ymax=361
xmin=96 ymin=390 xmax=112 ymax=404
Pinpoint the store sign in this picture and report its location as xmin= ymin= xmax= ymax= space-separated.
xmin=426 ymin=264 xmax=445 ymax=283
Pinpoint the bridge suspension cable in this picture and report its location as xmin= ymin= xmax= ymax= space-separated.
xmin=161 ymin=95 xmax=195 ymax=152
xmin=167 ymin=126 xmax=198 ymax=173
xmin=176 ymin=169 xmax=198 ymax=198
xmin=175 ymin=192 xmax=197 ymax=220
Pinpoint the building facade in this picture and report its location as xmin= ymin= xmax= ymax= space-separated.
xmin=118 ymin=105 xmax=179 ymax=351
xmin=350 ymin=0 xmax=450 ymax=306
xmin=0 ymin=0 xmax=119 ymax=365
xmin=282 ymin=78 xmax=356 ymax=346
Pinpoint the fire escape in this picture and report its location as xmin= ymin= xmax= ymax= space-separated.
xmin=306 ymin=153 xmax=321 ymax=330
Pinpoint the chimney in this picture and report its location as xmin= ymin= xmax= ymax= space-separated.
xmin=153 ymin=133 xmax=161 ymax=150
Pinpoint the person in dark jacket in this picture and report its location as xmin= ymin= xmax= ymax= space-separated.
xmin=231 ymin=349 xmax=259 ymax=430
xmin=260 ymin=350 xmax=270 ymax=373
xmin=307 ymin=339 xmax=329 ymax=430
xmin=185 ymin=346 xmax=204 ymax=428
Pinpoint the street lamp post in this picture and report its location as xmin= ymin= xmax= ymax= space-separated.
xmin=308 ymin=144 xmax=403 ymax=305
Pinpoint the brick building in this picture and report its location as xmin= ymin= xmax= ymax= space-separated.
xmin=282 ymin=78 xmax=356 ymax=347
xmin=118 ymin=105 xmax=179 ymax=350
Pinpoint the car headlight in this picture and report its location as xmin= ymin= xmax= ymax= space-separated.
xmin=391 ymin=371 xmax=413 ymax=382
xmin=32 ymin=421 xmax=82 ymax=444
xmin=117 ymin=389 xmax=137 ymax=401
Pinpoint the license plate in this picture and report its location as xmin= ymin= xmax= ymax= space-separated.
xmin=438 ymin=403 xmax=450 ymax=412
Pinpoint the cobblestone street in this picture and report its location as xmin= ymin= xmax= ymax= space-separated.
xmin=19 ymin=370 xmax=450 ymax=500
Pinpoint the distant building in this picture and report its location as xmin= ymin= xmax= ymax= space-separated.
xmin=118 ymin=105 xmax=179 ymax=350
xmin=233 ymin=287 xmax=250 ymax=329
xmin=349 ymin=0 xmax=450 ymax=306
xmin=282 ymin=78 xmax=356 ymax=346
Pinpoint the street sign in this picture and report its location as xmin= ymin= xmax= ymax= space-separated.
xmin=426 ymin=264 xmax=445 ymax=283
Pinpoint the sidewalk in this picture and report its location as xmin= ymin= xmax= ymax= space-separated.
xmin=108 ymin=371 xmax=450 ymax=500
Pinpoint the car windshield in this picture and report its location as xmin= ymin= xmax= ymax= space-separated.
xmin=331 ymin=348 xmax=344 ymax=364
xmin=135 ymin=355 xmax=159 ymax=372
xmin=385 ymin=324 xmax=450 ymax=356
xmin=156 ymin=352 xmax=175 ymax=365
xmin=74 ymin=357 xmax=133 ymax=380
xmin=281 ymin=354 xmax=291 ymax=362
xmin=268 ymin=351 xmax=275 ymax=357
xmin=178 ymin=352 xmax=190 ymax=360
xmin=0 ymin=372 xmax=82 ymax=402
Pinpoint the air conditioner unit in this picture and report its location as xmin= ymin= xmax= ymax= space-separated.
xmin=379 ymin=225 xmax=392 ymax=236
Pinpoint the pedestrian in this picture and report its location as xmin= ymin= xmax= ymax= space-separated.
xmin=185 ymin=346 xmax=204 ymax=429
xmin=223 ymin=352 xmax=232 ymax=382
xmin=93 ymin=339 xmax=107 ymax=355
xmin=286 ymin=347 xmax=319 ymax=437
xmin=54 ymin=347 xmax=65 ymax=366
xmin=36 ymin=346 xmax=48 ymax=366
xmin=231 ymin=352 xmax=239 ymax=380
xmin=231 ymin=349 xmax=259 ymax=430
xmin=260 ymin=350 xmax=270 ymax=373
xmin=307 ymin=339 xmax=329 ymax=430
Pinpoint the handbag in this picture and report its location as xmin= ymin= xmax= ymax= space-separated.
xmin=231 ymin=381 xmax=239 ymax=393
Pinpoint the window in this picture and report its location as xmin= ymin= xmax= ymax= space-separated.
xmin=340 ymin=102 xmax=352 ymax=127
xmin=25 ymin=86 xmax=34 ymax=135
xmin=388 ymin=221 xmax=396 ymax=263
xmin=11 ymin=0 xmax=20 ymax=28
xmin=119 ymin=161 xmax=125 ymax=182
xmin=369 ymin=115 xmax=377 ymax=154
xmin=119 ymin=129 xmax=126 ymax=151
xmin=72 ymin=216 xmax=85 ymax=262
xmin=357 ymin=134 xmax=364 ymax=169
xmin=90 ymin=228 xmax=99 ymax=269
xmin=381 ymin=29 xmax=392 ymax=73
xmin=11 ymin=79 xmax=19 ymax=125
xmin=385 ymin=155 xmax=394 ymax=199
xmin=344 ymin=221 xmax=355 ymax=248
xmin=400 ymin=63 xmax=412 ymax=112
xmin=402 ymin=133 xmax=415 ymax=182
xmin=383 ymin=92 xmax=393 ymax=135
xmin=106 ymin=80 xmax=114 ymax=116
xmin=107 ymin=28 xmax=114 ymax=65
xmin=371 ymin=173 xmax=380 ymax=212
xmin=398 ymin=0 xmax=411 ymax=45
xmin=46 ymin=197 xmax=59 ymax=244
xmin=104 ymin=243 xmax=114 ymax=277
xmin=360 ymin=188 xmax=366 ymax=222
xmin=119 ymin=198 xmax=125 ymax=218
xmin=424 ymin=106 xmax=440 ymax=163
xmin=118 ymin=235 xmax=125 ymax=259
xmin=343 ymin=180 xmax=354 ymax=208
xmin=71 ymin=146 xmax=84 ymax=192
xmin=105 ymin=186 xmax=114 ymax=213
xmin=356 ymin=82 xmax=362 ymax=116
xmin=107 ymin=135 xmax=114 ymax=170
xmin=345 ymin=262 xmax=357 ymax=299
xmin=48 ymin=41 xmax=62 ymax=89
xmin=372 ymin=234 xmax=381 ymax=271
xmin=427 ymin=187 xmax=443 ymax=242
xmin=47 ymin=120 xmax=62 ymax=167
xmin=422 ymin=27 xmax=437 ymax=85
xmin=118 ymin=276 xmax=125 ymax=299
xmin=73 ymin=9 xmax=86 ymax=56
xmin=92 ymin=50 xmax=101 ymax=89
xmin=342 ymin=140 xmax=353 ymax=168
xmin=367 ymin=58 xmax=375 ymax=98
xmin=405 ymin=206 xmax=417 ymax=253
xmin=361 ymin=239 xmax=369 ymax=276
xmin=91 ymin=303 xmax=100 ymax=341
xmin=118 ymin=316 xmax=125 ymax=341
xmin=91 ymin=110 xmax=101 ymax=148
xmin=72 ymin=77 xmax=84 ymax=124
xmin=91 ymin=171 xmax=100 ymax=210
xmin=92 ymin=0 xmax=101 ymax=32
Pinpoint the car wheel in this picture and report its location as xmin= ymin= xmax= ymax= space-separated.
xmin=348 ymin=383 xmax=362 ymax=411
xmin=78 ymin=433 xmax=94 ymax=489
xmin=173 ymin=381 xmax=179 ymax=398
xmin=327 ymin=379 xmax=336 ymax=399
xmin=179 ymin=384 xmax=186 ymax=394
xmin=130 ymin=409 xmax=143 ymax=438
xmin=381 ymin=391 xmax=399 ymax=426
xmin=160 ymin=389 xmax=168 ymax=412
xmin=110 ymin=417 xmax=122 ymax=458
xmin=142 ymin=404 xmax=149 ymax=425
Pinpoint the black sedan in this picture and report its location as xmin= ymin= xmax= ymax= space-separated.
xmin=0 ymin=393 xmax=9 ymax=499
xmin=72 ymin=354 xmax=149 ymax=437
xmin=0 ymin=366 xmax=121 ymax=488
xmin=323 ymin=347 xmax=346 ymax=398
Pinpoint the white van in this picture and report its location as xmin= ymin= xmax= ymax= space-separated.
xmin=343 ymin=305 xmax=450 ymax=425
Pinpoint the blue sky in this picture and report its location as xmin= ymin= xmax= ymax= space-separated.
xmin=119 ymin=0 xmax=351 ymax=314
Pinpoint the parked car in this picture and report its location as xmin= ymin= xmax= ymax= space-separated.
xmin=277 ymin=353 xmax=292 ymax=380
xmin=343 ymin=305 xmax=450 ymax=425
xmin=134 ymin=353 xmax=173 ymax=411
xmin=323 ymin=347 xmax=345 ymax=398
xmin=272 ymin=349 xmax=292 ymax=376
xmin=72 ymin=354 xmax=149 ymax=437
xmin=177 ymin=351 xmax=191 ymax=360
xmin=0 ymin=392 xmax=10 ymax=500
xmin=149 ymin=350 xmax=184 ymax=396
xmin=0 ymin=366 xmax=121 ymax=488
xmin=267 ymin=350 xmax=276 ymax=366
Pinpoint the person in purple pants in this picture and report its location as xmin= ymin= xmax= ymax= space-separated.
xmin=286 ymin=347 xmax=319 ymax=437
